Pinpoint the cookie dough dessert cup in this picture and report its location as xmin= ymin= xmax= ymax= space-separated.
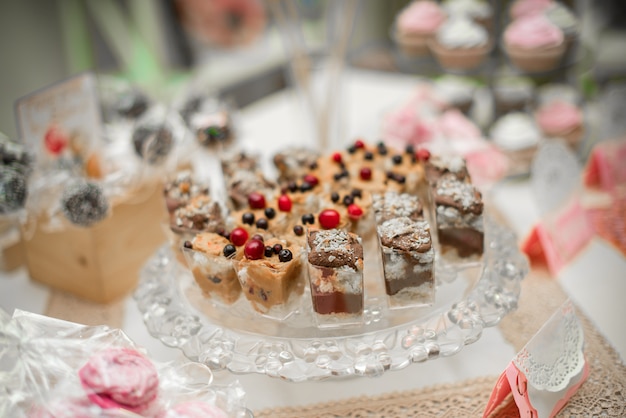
xmin=182 ymin=232 xmax=243 ymax=305
xmin=306 ymin=228 xmax=365 ymax=328
xmin=233 ymin=236 xmax=306 ymax=320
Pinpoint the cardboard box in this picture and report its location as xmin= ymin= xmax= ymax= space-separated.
xmin=22 ymin=182 xmax=167 ymax=303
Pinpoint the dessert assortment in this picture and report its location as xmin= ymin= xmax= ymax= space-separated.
xmin=392 ymin=0 xmax=580 ymax=74
xmin=166 ymin=139 xmax=486 ymax=326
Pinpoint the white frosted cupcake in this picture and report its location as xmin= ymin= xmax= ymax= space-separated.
xmin=492 ymin=74 xmax=535 ymax=116
xmin=429 ymin=17 xmax=492 ymax=71
xmin=537 ymin=83 xmax=581 ymax=106
xmin=490 ymin=112 xmax=543 ymax=175
xmin=434 ymin=75 xmax=477 ymax=114
xmin=442 ymin=0 xmax=493 ymax=30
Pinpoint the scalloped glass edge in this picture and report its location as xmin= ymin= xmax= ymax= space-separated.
xmin=134 ymin=217 xmax=528 ymax=382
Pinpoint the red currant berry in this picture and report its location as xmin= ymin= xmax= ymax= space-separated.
xmin=347 ymin=204 xmax=363 ymax=219
xmin=331 ymin=152 xmax=342 ymax=163
xmin=354 ymin=139 xmax=365 ymax=149
xmin=278 ymin=194 xmax=292 ymax=212
xmin=230 ymin=227 xmax=249 ymax=246
xmin=44 ymin=126 xmax=68 ymax=155
xmin=248 ymin=192 xmax=266 ymax=209
xmin=360 ymin=167 xmax=372 ymax=181
xmin=416 ymin=148 xmax=431 ymax=162
xmin=303 ymin=174 xmax=319 ymax=187
xmin=318 ymin=209 xmax=340 ymax=229
xmin=244 ymin=239 xmax=265 ymax=260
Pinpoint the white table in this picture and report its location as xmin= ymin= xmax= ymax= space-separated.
xmin=1 ymin=69 xmax=625 ymax=412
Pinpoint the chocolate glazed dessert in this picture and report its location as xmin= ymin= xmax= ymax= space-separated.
xmin=432 ymin=174 xmax=484 ymax=258
xmin=306 ymin=229 xmax=364 ymax=320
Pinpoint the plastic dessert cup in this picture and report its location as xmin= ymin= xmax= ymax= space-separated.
xmin=233 ymin=239 xmax=305 ymax=320
xmin=306 ymin=229 xmax=365 ymax=328
xmin=182 ymin=233 xmax=242 ymax=305
xmin=377 ymin=217 xmax=435 ymax=309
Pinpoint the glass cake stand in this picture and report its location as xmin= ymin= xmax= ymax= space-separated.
xmin=134 ymin=217 xmax=527 ymax=382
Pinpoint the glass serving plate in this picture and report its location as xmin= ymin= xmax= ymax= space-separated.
xmin=135 ymin=217 xmax=527 ymax=382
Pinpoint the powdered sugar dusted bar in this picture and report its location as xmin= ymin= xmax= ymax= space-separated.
xmin=377 ymin=216 xmax=435 ymax=307
xmin=372 ymin=191 xmax=424 ymax=224
xmin=424 ymin=153 xmax=470 ymax=185
xmin=432 ymin=173 xmax=484 ymax=257
xmin=306 ymin=229 xmax=364 ymax=327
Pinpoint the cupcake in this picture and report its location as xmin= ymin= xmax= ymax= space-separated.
xmin=492 ymin=74 xmax=535 ymax=116
xmin=509 ymin=0 xmax=553 ymax=20
xmin=537 ymin=83 xmax=580 ymax=106
xmin=394 ymin=1 xmax=447 ymax=56
xmin=429 ymin=17 xmax=491 ymax=72
xmin=441 ymin=0 xmax=493 ymax=30
xmin=434 ymin=75 xmax=477 ymax=114
xmin=490 ymin=112 xmax=543 ymax=176
xmin=503 ymin=14 xmax=566 ymax=73
xmin=535 ymin=100 xmax=584 ymax=149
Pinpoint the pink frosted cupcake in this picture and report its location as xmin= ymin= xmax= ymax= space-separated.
xmin=429 ymin=17 xmax=492 ymax=71
xmin=394 ymin=1 xmax=447 ymax=56
xmin=503 ymin=14 xmax=565 ymax=73
xmin=535 ymin=100 xmax=584 ymax=149
xmin=509 ymin=0 xmax=553 ymax=20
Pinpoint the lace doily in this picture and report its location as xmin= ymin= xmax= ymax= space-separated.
xmin=513 ymin=300 xmax=585 ymax=392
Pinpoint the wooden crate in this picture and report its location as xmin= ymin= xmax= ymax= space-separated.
xmin=22 ymin=182 xmax=167 ymax=304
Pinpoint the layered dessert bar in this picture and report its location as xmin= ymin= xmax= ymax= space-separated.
xmin=234 ymin=236 xmax=305 ymax=319
xmin=377 ymin=216 xmax=435 ymax=308
xmin=372 ymin=191 xmax=423 ymax=224
xmin=182 ymin=232 xmax=242 ymax=305
xmin=432 ymin=173 xmax=484 ymax=258
xmin=424 ymin=153 xmax=470 ymax=185
xmin=306 ymin=229 xmax=364 ymax=327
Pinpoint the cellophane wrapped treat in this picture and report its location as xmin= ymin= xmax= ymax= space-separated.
xmin=0 ymin=309 xmax=251 ymax=418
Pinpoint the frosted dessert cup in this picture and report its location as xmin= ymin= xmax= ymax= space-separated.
xmin=535 ymin=100 xmax=584 ymax=150
xmin=434 ymin=75 xmax=477 ymax=114
xmin=503 ymin=15 xmax=566 ymax=73
xmin=377 ymin=217 xmax=435 ymax=309
xmin=490 ymin=112 xmax=542 ymax=176
xmin=182 ymin=232 xmax=242 ymax=305
xmin=233 ymin=237 xmax=305 ymax=320
xmin=429 ymin=17 xmax=492 ymax=72
xmin=306 ymin=229 xmax=364 ymax=328
xmin=393 ymin=0 xmax=447 ymax=56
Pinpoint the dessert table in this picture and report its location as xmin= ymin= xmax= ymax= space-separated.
xmin=1 ymin=69 xmax=625 ymax=416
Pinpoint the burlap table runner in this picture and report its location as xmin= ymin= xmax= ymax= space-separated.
xmin=254 ymin=269 xmax=626 ymax=418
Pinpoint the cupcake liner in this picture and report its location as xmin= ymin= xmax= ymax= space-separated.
xmin=504 ymin=41 xmax=567 ymax=73
xmin=429 ymin=39 xmax=493 ymax=71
